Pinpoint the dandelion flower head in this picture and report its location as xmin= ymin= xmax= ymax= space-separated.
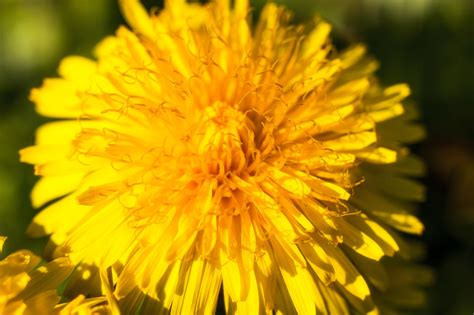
xmin=21 ymin=0 xmax=429 ymax=313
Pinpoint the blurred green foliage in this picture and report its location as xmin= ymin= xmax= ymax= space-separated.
xmin=0 ymin=0 xmax=472 ymax=314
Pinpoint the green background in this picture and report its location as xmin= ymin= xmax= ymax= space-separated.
xmin=0 ymin=0 xmax=473 ymax=314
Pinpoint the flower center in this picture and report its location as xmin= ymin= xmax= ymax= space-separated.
xmin=190 ymin=102 xmax=258 ymax=179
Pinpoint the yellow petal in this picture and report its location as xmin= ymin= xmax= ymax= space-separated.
xmin=323 ymin=131 xmax=377 ymax=151
xmin=377 ymin=213 xmax=424 ymax=235
xmin=234 ymin=0 xmax=249 ymax=18
xmin=221 ymin=256 xmax=248 ymax=303
xmin=94 ymin=36 xmax=120 ymax=58
xmin=118 ymin=246 xmax=181 ymax=311
xmin=355 ymin=147 xmax=398 ymax=164
xmin=172 ymin=257 xmax=222 ymax=314
xmin=296 ymin=199 xmax=342 ymax=244
xmin=239 ymin=210 xmax=258 ymax=270
xmin=276 ymin=194 xmax=314 ymax=234
xmin=99 ymin=268 xmax=121 ymax=315
xmin=0 ymin=236 xmax=6 ymax=253
xmin=231 ymin=271 xmax=259 ymax=314
xmin=338 ymin=44 xmax=367 ymax=69
xmin=165 ymin=215 xmax=199 ymax=262
xmin=119 ymin=0 xmax=155 ymax=38
xmin=368 ymin=103 xmax=405 ymax=122
xmin=302 ymin=21 xmax=332 ymax=59
xmin=329 ymin=78 xmax=370 ymax=106
xmin=299 ymin=242 xmax=335 ymax=285
xmin=347 ymin=215 xmax=399 ymax=257
xmin=65 ymin=200 xmax=136 ymax=266
xmin=321 ymin=242 xmax=371 ymax=300
xmin=30 ymin=174 xmax=83 ymax=208
xmin=289 ymin=151 xmax=356 ymax=169
xmin=58 ymin=56 xmax=97 ymax=90
xmin=19 ymin=145 xmax=72 ymax=165
xmin=352 ymin=188 xmax=424 ymax=234
xmin=28 ymin=165 xmax=123 ymax=238
xmin=265 ymin=166 xmax=311 ymax=198
xmin=336 ymin=217 xmax=385 ymax=261
xmin=272 ymin=240 xmax=316 ymax=315
xmin=30 ymin=79 xmax=82 ymax=118
xmin=366 ymin=84 xmax=411 ymax=110
xmin=283 ymin=104 xmax=355 ymax=140
xmin=34 ymin=160 xmax=92 ymax=177
xmin=291 ymin=170 xmax=350 ymax=201
xmin=232 ymin=177 xmax=299 ymax=241
xmin=316 ymin=281 xmax=350 ymax=314
xmin=34 ymin=121 xmax=82 ymax=146
xmin=346 ymin=251 xmax=389 ymax=291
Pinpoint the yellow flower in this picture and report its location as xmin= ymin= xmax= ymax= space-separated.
xmin=21 ymin=0 xmax=428 ymax=313
xmin=0 ymin=236 xmax=67 ymax=314
xmin=0 ymin=237 xmax=118 ymax=315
